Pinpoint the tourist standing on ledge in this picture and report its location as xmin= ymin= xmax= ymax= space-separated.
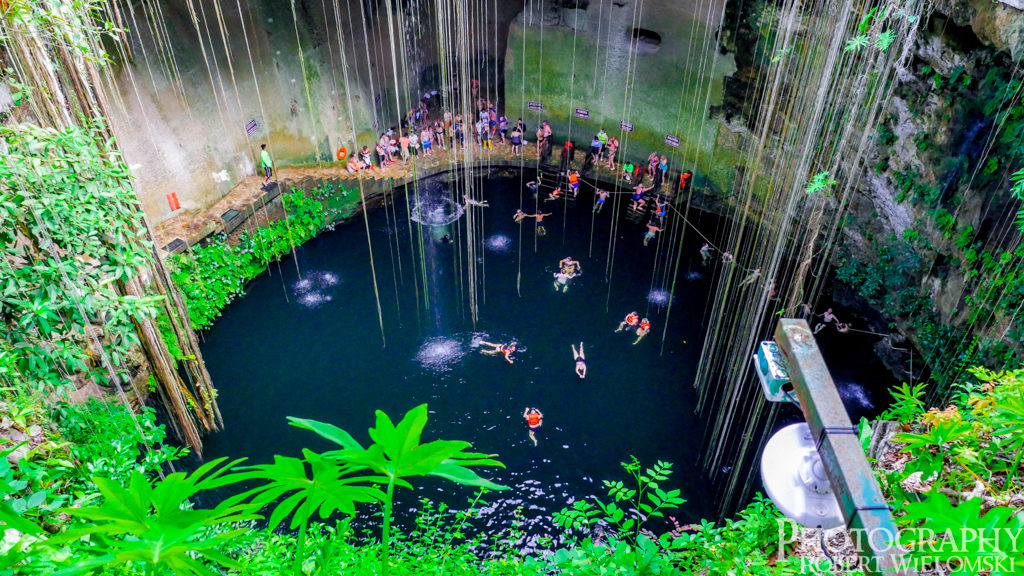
xmin=260 ymin=143 xmax=273 ymax=185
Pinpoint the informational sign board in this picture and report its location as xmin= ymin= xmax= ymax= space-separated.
xmin=528 ymin=101 xmax=544 ymax=111
xmin=575 ymin=108 xmax=590 ymax=119
xmin=665 ymin=134 xmax=680 ymax=148
xmin=620 ymin=121 xmax=634 ymax=133
xmin=245 ymin=119 xmax=259 ymax=136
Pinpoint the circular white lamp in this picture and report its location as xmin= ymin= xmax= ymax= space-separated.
xmin=761 ymin=422 xmax=844 ymax=529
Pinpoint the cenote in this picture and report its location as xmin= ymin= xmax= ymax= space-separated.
xmin=197 ymin=169 xmax=894 ymax=537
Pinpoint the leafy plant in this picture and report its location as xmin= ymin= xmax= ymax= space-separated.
xmin=880 ymin=381 xmax=928 ymax=423
xmin=287 ymin=405 xmax=507 ymax=576
xmin=805 ymin=171 xmax=836 ymax=195
xmin=54 ymin=458 xmax=260 ymax=576
xmin=900 ymin=493 xmax=1024 ymax=575
xmin=894 ymin=420 xmax=974 ymax=487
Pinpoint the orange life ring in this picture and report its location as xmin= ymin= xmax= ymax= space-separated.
xmin=336 ymin=147 xmax=348 ymax=161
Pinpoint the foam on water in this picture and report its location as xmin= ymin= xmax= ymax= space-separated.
xmin=293 ymin=270 xmax=342 ymax=309
xmin=485 ymin=234 xmax=512 ymax=253
xmin=647 ymin=289 xmax=674 ymax=306
xmin=415 ymin=336 xmax=467 ymax=373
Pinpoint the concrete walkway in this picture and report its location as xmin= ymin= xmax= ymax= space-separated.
xmin=152 ymin=140 xmax=629 ymax=252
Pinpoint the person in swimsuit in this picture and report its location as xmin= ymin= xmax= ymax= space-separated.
xmin=700 ymin=243 xmax=713 ymax=265
xmin=510 ymin=126 xmax=523 ymax=155
xmin=594 ymin=189 xmax=609 ymax=213
xmin=559 ymin=257 xmax=581 ymax=275
xmin=545 ymin=187 xmax=563 ymax=202
xmin=572 ymin=342 xmax=586 ymax=379
xmin=654 ymin=197 xmax=668 ymax=221
xmin=514 ymin=209 xmax=528 ymax=223
xmin=534 ymin=212 xmax=552 ymax=236
xmin=524 ymin=407 xmax=543 ymax=446
xmin=633 ymin=318 xmax=651 ymax=345
xmin=480 ymin=340 xmax=517 ymax=364
xmin=606 ymin=137 xmax=618 ymax=169
xmin=526 ymin=177 xmax=541 ymax=198
xmin=631 ymin=184 xmax=653 ymax=211
xmin=616 ymin=311 xmax=640 ymax=332
xmin=464 ymin=196 xmax=490 ymax=208
xmin=643 ymin=221 xmax=664 ymax=246
xmin=553 ymin=270 xmax=577 ymax=292
xmin=721 ymin=252 xmax=734 ymax=264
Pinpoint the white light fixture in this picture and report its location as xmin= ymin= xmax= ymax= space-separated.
xmin=761 ymin=423 xmax=844 ymax=529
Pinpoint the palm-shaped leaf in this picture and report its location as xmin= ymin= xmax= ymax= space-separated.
xmin=901 ymin=493 xmax=1024 ymax=575
xmin=310 ymin=404 xmax=508 ymax=490
xmin=237 ymin=449 xmax=389 ymax=530
xmin=53 ymin=458 xmax=258 ymax=576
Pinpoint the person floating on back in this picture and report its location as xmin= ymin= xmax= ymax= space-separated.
xmin=523 ymin=407 xmax=543 ymax=446
xmin=616 ymin=311 xmax=640 ymax=332
xmin=572 ymin=342 xmax=587 ymax=379
xmin=633 ymin=318 xmax=652 ymax=345
xmin=480 ymin=340 xmax=517 ymax=364
xmin=260 ymin=143 xmax=273 ymax=185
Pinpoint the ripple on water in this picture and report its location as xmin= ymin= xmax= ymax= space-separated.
xmin=647 ymin=288 xmax=675 ymax=306
xmin=686 ymin=270 xmax=704 ymax=281
xmin=414 ymin=336 xmax=467 ymax=373
xmin=292 ymin=270 xmax=342 ymax=309
xmin=485 ymin=234 xmax=512 ymax=253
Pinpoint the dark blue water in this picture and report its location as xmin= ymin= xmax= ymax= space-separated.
xmin=196 ymin=169 xmax=892 ymax=543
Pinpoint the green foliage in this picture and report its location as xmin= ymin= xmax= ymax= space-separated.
xmin=844 ymin=34 xmax=869 ymax=53
xmin=875 ymin=30 xmax=895 ymax=52
xmin=804 ymin=172 xmax=836 ymax=195
xmin=876 ymin=121 xmax=898 ymax=146
xmin=900 ymin=493 xmax=1024 ymax=575
xmin=0 ymin=120 xmax=165 ymax=393
xmin=54 ymin=459 xmax=260 ymax=576
xmin=880 ymin=381 xmax=927 ymax=423
xmin=1012 ymin=168 xmax=1024 ymax=233
xmin=170 ymin=191 xmax=327 ymax=330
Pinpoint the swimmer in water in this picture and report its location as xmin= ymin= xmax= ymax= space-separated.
xmin=615 ymin=311 xmax=640 ymax=332
xmin=594 ymin=189 xmax=609 ymax=213
xmin=514 ymin=209 xmax=527 ymax=223
xmin=633 ymin=318 xmax=651 ymax=345
xmin=464 ymin=196 xmax=490 ymax=208
xmin=534 ymin=212 xmax=552 ymax=236
xmin=572 ymin=342 xmax=586 ymax=379
xmin=440 ymin=234 xmax=452 ymax=244
xmin=526 ymin=178 xmax=541 ymax=198
xmin=523 ymin=407 xmax=543 ymax=446
xmin=553 ymin=270 xmax=578 ymax=292
xmin=721 ymin=252 xmax=734 ymax=264
xmin=643 ymin=221 xmax=664 ymax=246
xmin=559 ymin=257 xmax=581 ymax=275
xmin=700 ymin=243 xmax=712 ymax=265
xmin=480 ymin=340 xmax=517 ymax=364
xmin=545 ymin=187 xmax=563 ymax=202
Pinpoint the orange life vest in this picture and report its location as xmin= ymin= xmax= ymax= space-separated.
xmin=626 ymin=313 xmax=639 ymax=325
xmin=569 ymin=173 xmax=579 ymax=185
xmin=527 ymin=413 xmax=541 ymax=426
xmin=640 ymin=320 xmax=651 ymax=330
